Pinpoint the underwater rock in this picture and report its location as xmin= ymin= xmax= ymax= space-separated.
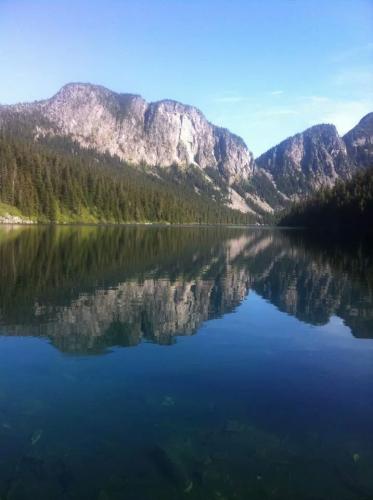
xmin=148 ymin=445 xmax=190 ymax=490
xmin=214 ymin=491 xmax=228 ymax=499
xmin=161 ymin=396 xmax=175 ymax=407
xmin=184 ymin=480 xmax=193 ymax=493
xmin=30 ymin=429 xmax=43 ymax=446
xmin=223 ymin=419 xmax=246 ymax=433
xmin=6 ymin=456 xmax=74 ymax=499
xmin=98 ymin=490 xmax=110 ymax=500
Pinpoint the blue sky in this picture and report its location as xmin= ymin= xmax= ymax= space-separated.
xmin=0 ymin=0 xmax=372 ymax=155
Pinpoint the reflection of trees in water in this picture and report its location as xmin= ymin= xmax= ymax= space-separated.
xmin=0 ymin=226 xmax=372 ymax=352
xmin=245 ymin=230 xmax=373 ymax=338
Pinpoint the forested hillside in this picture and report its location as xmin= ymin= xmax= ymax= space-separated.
xmin=0 ymin=133 xmax=253 ymax=224
xmin=278 ymin=167 xmax=373 ymax=232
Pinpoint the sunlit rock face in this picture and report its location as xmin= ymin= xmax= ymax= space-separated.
xmin=9 ymin=83 xmax=255 ymax=186
xmin=0 ymin=83 xmax=259 ymax=213
xmin=343 ymin=112 xmax=373 ymax=169
xmin=256 ymin=124 xmax=353 ymax=197
xmin=0 ymin=84 xmax=371 ymax=216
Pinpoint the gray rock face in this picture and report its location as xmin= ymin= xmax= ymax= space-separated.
xmin=13 ymin=83 xmax=254 ymax=185
xmin=0 ymin=82 xmax=371 ymax=214
xmin=256 ymin=124 xmax=353 ymax=197
xmin=343 ymin=112 xmax=373 ymax=169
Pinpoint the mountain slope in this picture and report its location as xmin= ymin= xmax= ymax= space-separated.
xmin=256 ymin=114 xmax=373 ymax=200
xmin=0 ymin=82 xmax=372 ymax=220
xmin=278 ymin=166 xmax=373 ymax=232
xmin=0 ymin=133 xmax=252 ymax=225
xmin=343 ymin=112 xmax=373 ymax=169
xmin=256 ymin=124 xmax=352 ymax=197
xmin=0 ymin=83 xmax=265 ymax=214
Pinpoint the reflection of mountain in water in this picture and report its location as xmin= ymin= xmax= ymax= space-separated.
xmin=247 ymin=232 xmax=373 ymax=338
xmin=0 ymin=226 xmax=372 ymax=353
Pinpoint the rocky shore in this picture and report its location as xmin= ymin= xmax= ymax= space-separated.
xmin=0 ymin=213 xmax=35 ymax=224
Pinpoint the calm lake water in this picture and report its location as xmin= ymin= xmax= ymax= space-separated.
xmin=0 ymin=225 xmax=372 ymax=500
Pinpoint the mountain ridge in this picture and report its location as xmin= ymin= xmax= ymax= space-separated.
xmin=0 ymin=82 xmax=372 ymax=218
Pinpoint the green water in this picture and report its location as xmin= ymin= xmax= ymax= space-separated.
xmin=0 ymin=225 xmax=372 ymax=499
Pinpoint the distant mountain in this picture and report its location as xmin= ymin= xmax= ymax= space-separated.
xmin=0 ymin=82 xmax=372 ymax=220
xmin=257 ymin=124 xmax=350 ymax=197
xmin=256 ymin=114 xmax=373 ymax=200
xmin=279 ymin=166 xmax=373 ymax=232
xmin=343 ymin=112 xmax=373 ymax=169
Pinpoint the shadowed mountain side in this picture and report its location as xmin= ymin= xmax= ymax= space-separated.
xmin=0 ymin=226 xmax=372 ymax=353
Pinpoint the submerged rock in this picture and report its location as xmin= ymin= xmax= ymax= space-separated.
xmin=30 ymin=429 xmax=43 ymax=446
xmin=161 ymin=396 xmax=175 ymax=407
xmin=223 ymin=419 xmax=246 ymax=433
xmin=6 ymin=455 xmax=74 ymax=499
xmin=184 ymin=480 xmax=193 ymax=493
xmin=148 ymin=445 xmax=190 ymax=490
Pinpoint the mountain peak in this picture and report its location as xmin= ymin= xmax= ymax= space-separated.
xmin=55 ymin=81 xmax=112 ymax=94
xmin=256 ymin=122 xmax=351 ymax=196
xmin=0 ymin=83 xmax=255 ymax=212
xmin=51 ymin=82 xmax=111 ymax=99
xmin=303 ymin=123 xmax=338 ymax=136
xmin=0 ymin=82 xmax=371 ymax=216
xmin=343 ymin=112 xmax=373 ymax=168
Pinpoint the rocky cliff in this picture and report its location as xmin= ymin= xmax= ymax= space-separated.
xmin=1 ymin=83 xmax=258 ymax=212
xmin=256 ymin=124 xmax=353 ymax=197
xmin=0 ymin=83 xmax=372 ymax=213
xmin=343 ymin=112 xmax=373 ymax=169
xmin=256 ymin=114 xmax=373 ymax=199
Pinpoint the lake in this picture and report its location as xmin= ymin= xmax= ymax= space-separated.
xmin=0 ymin=225 xmax=372 ymax=500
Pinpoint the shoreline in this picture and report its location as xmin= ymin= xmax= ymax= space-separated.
xmin=0 ymin=219 xmax=272 ymax=229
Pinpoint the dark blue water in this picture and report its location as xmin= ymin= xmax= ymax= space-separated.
xmin=0 ymin=226 xmax=372 ymax=499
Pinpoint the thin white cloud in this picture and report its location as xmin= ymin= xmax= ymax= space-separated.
xmin=331 ymin=43 xmax=373 ymax=63
xmin=208 ymin=82 xmax=373 ymax=155
xmin=304 ymin=96 xmax=373 ymax=134
xmin=240 ymin=94 xmax=373 ymax=155
xmin=333 ymin=67 xmax=373 ymax=91
xmin=214 ymin=96 xmax=246 ymax=104
xmin=254 ymin=106 xmax=298 ymax=118
xmin=270 ymin=90 xmax=284 ymax=96
xmin=212 ymin=92 xmax=247 ymax=104
xmin=256 ymin=95 xmax=373 ymax=135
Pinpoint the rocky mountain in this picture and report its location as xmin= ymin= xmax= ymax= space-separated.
xmin=343 ymin=112 xmax=373 ymax=169
xmin=256 ymin=124 xmax=351 ymax=198
xmin=0 ymin=82 xmax=372 ymax=215
xmin=0 ymin=83 xmax=261 ymax=214
xmin=256 ymin=114 xmax=373 ymax=199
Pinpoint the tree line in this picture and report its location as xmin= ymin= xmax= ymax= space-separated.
xmin=0 ymin=132 xmax=253 ymax=225
xmin=278 ymin=166 xmax=373 ymax=233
